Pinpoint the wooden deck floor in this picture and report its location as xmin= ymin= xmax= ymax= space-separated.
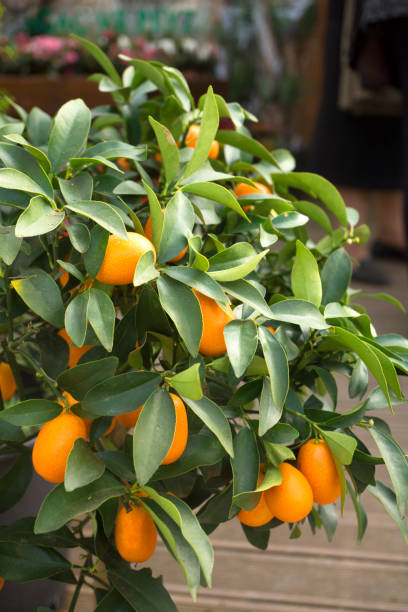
xmin=60 ymin=257 xmax=408 ymax=612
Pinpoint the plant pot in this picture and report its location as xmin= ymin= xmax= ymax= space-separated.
xmin=0 ymin=445 xmax=65 ymax=612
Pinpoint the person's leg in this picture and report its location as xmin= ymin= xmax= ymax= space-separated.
xmin=374 ymin=189 xmax=405 ymax=255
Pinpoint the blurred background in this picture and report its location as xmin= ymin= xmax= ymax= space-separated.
xmin=0 ymin=1 xmax=407 ymax=611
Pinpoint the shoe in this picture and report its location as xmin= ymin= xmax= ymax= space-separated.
xmin=371 ymin=241 xmax=406 ymax=261
xmin=352 ymin=259 xmax=389 ymax=285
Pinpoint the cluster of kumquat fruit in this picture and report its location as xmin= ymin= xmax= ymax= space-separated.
xmin=238 ymin=439 xmax=341 ymax=527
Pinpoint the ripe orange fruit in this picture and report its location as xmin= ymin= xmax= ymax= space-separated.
xmin=193 ymin=290 xmax=234 ymax=357
xmin=0 ymin=576 xmax=4 ymax=590
xmin=58 ymin=328 xmax=93 ymax=368
xmin=185 ymin=124 xmax=219 ymax=159
xmin=234 ymin=181 xmax=272 ymax=212
xmin=297 ymin=438 xmax=341 ymax=505
xmin=95 ymin=232 xmax=156 ymax=285
xmin=144 ymin=210 xmax=187 ymax=263
xmin=238 ymin=472 xmax=274 ymax=527
xmin=81 ymin=417 xmax=116 ymax=438
xmin=162 ymin=393 xmax=188 ymax=465
xmin=32 ymin=412 xmax=87 ymax=483
xmin=267 ymin=325 xmax=275 ymax=334
xmin=114 ymin=501 xmax=157 ymax=562
xmin=264 ymin=462 xmax=313 ymax=523
xmin=59 ymin=391 xmax=77 ymax=408
xmin=0 ymin=362 xmax=17 ymax=401
xmin=117 ymin=406 xmax=142 ymax=428
xmin=117 ymin=157 xmax=131 ymax=171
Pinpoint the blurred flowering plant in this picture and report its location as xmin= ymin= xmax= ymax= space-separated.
xmin=0 ymin=30 xmax=219 ymax=76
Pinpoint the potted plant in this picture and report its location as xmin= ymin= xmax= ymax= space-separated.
xmin=0 ymin=36 xmax=407 ymax=611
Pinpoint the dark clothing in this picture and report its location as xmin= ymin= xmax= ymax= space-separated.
xmin=308 ymin=0 xmax=404 ymax=190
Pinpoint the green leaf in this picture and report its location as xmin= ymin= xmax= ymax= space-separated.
xmin=34 ymin=474 xmax=124 ymax=533
xmin=163 ymin=267 xmax=227 ymax=305
xmin=264 ymin=441 xmax=295 ymax=467
xmin=57 ymin=260 xmax=85 ymax=283
xmin=324 ymin=302 xmax=360 ymax=319
xmin=57 ymin=356 xmax=118 ymax=400
xmin=321 ymin=430 xmax=357 ymax=465
xmin=133 ymin=388 xmax=176 ymax=485
xmin=183 ymin=87 xmax=219 ymax=178
xmin=15 ymin=196 xmax=64 ymax=237
xmin=65 ymin=438 xmax=105 ymax=492
xmin=271 ymin=211 xmax=309 ymax=230
xmin=158 ymin=191 xmax=194 ymax=263
xmin=87 ymin=288 xmax=115 ymax=352
xmin=367 ymin=481 xmax=408 ymax=543
xmin=0 ymin=168 xmax=52 ymax=199
xmin=0 ymin=142 xmax=53 ymax=199
xmin=321 ymin=249 xmax=352 ymax=305
xmin=291 ymin=240 xmax=322 ymax=307
xmin=149 ymin=116 xmax=179 ymax=184
xmin=84 ymin=141 xmax=146 ymax=162
xmin=183 ymin=396 xmax=233 ymax=457
xmin=188 ymin=235 xmax=209 ymax=271
xmin=113 ymin=180 xmax=146 ymax=196
xmin=64 ymin=291 xmax=89 ymax=348
xmin=355 ymin=292 xmax=406 ymax=313
xmin=166 ymin=364 xmax=203 ymax=400
xmin=0 ymin=452 xmax=32 ymax=512
xmin=120 ymin=56 xmax=172 ymax=96
xmin=0 ymin=225 xmax=22 ymax=265
xmin=224 ymin=319 xmax=257 ymax=378
xmin=65 ymin=200 xmax=127 ymax=239
xmin=208 ymin=242 xmax=268 ymax=282
xmin=11 ymin=268 xmax=64 ymax=328
xmin=273 ymin=172 xmax=348 ymax=226
xmin=143 ymin=180 xmax=163 ymax=250
xmin=369 ymin=427 xmax=408 ymax=517
xmin=84 ymin=225 xmax=109 ymax=279
xmin=5 ymin=133 xmax=51 ymax=174
xmin=58 ymin=173 xmax=93 ymax=205
xmin=269 ymin=298 xmax=328 ymax=329
xmin=133 ymin=249 xmax=159 ymax=287
xmin=181 ymin=181 xmax=248 ymax=220
xmin=330 ymin=327 xmax=392 ymax=407
xmin=221 ymin=280 xmax=272 ymax=318
xmin=318 ymin=503 xmax=338 ymax=541
xmin=157 ymin=275 xmax=202 ymax=357
xmin=258 ymin=326 xmax=289 ymax=435
xmin=346 ymin=481 xmax=367 ymax=542
xmin=27 ymin=107 xmax=52 ymax=147
xmin=294 ymin=200 xmax=333 ymax=234
xmin=82 ymin=371 xmax=161 ymax=416
xmin=47 ymin=99 xmax=91 ymax=172
xmin=94 ymin=588 xmax=134 ymax=612
xmin=108 ymin=565 xmax=177 ymax=612
xmin=0 ymin=542 xmax=70 ymax=582
xmin=215 ymin=129 xmax=280 ymax=167
xmin=72 ymin=34 xmax=122 ymax=85
xmin=0 ymin=399 xmax=61 ymax=426
xmin=262 ymin=423 xmax=299 ymax=444
xmin=231 ymin=427 xmax=259 ymax=511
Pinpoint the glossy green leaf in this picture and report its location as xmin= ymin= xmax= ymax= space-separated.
xmin=72 ymin=34 xmax=122 ymax=85
xmin=221 ymin=279 xmax=272 ymax=318
xmin=34 ymin=474 xmax=125 ymax=533
xmin=84 ymin=141 xmax=146 ymax=161
xmin=181 ymin=181 xmax=248 ymax=220
xmin=0 ymin=452 xmax=32 ymax=512
xmin=321 ymin=430 xmax=357 ymax=465
xmin=0 ymin=142 xmax=53 ymax=199
xmin=15 ymin=196 xmax=64 ymax=237
xmin=65 ymin=439 xmax=105 ymax=492
xmin=346 ymin=481 xmax=367 ymax=542
xmin=0 ymin=542 xmax=70 ymax=582
xmin=271 ymin=211 xmax=309 ymax=230
xmin=108 ymin=564 xmax=177 ymax=612
xmin=157 ymin=275 xmax=202 ymax=357
xmin=294 ymin=200 xmax=333 ymax=234
xmin=0 ymin=168 xmax=52 ymax=199
xmin=208 ymin=243 xmax=268 ymax=281
xmin=231 ymin=427 xmax=259 ymax=511
xmin=369 ymin=427 xmax=408 ymax=517
xmin=291 ymin=240 xmax=322 ymax=307
xmin=58 ymin=173 xmax=93 ymax=205
xmin=154 ymin=433 xmax=225 ymax=479
xmin=82 ymin=371 xmax=161 ymax=416
xmin=48 ymin=99 xmax=91 ymax=172
xmin=26 ymin=106 xmax=52 ymax=146
xmin=188 ymin=235 xmax=209 ymax=271
xmin=163 ymin=266 xmax=227 ymax=305
xmin=183 ymin=396 xmax=233 ymax=457
xmin=133 ymin=388 xmax=176 ymax=485
xmin=215 ymin=129 xmax=280 ymax=167
xmin=133 ymin=249 xmax=159 ymax=287
xmin=0 ymin=399 xmax=61 ymax=426
xmin=3 ymin=134 xmax=49 ymax=174
xmin=321 ymin=248 xmax=352 ymax=305
xmin=84 ymin=225 xmax=109 ymax=279
xmin=65 ymin=200 xmax=127 ymax=239
xmin=324 ymin=302 xmax=360 ymax=319
xmin=57 ymin=357 xmax=118 ymax=401
xmin=64 ymin=291 xmax=89 ymax=348
xmin=0 ymin=225 xmax=22 ymax=265
xmin=355 ymin=292 xmax=406 ymax=313
xmin=224 ymin=319 xmax=257 ymax=378
xmin=11 ymin=268 xmax=64 ymax=328
xmin=166 ymin=364 xmax=203 ymax=400
xmin=183 ymin=86 xmax=219 ymax=178
xmin=143 ymin=180 xmax=163 ymax=250
xmin=158 ymin=191 xmax=194 ymax=263
xmin=149 ymin=116 xmax=179 ymax=184
xmin=269 ymin=299 xmax=328 ymax=329
xmin=258 ymin=326 xmax=289 ymax=435
xmin=262 ymin=423 xmax=299 ymax=444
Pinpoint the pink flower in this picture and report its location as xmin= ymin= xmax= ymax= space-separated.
xmin=30 ymin=36 xmax=64 ymax=59
xmin=63 ymin=51 xmax=79 ymax=65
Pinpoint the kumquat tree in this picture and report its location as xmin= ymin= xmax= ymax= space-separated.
xmin=0 ymin=36 xmax=407 ymax=611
